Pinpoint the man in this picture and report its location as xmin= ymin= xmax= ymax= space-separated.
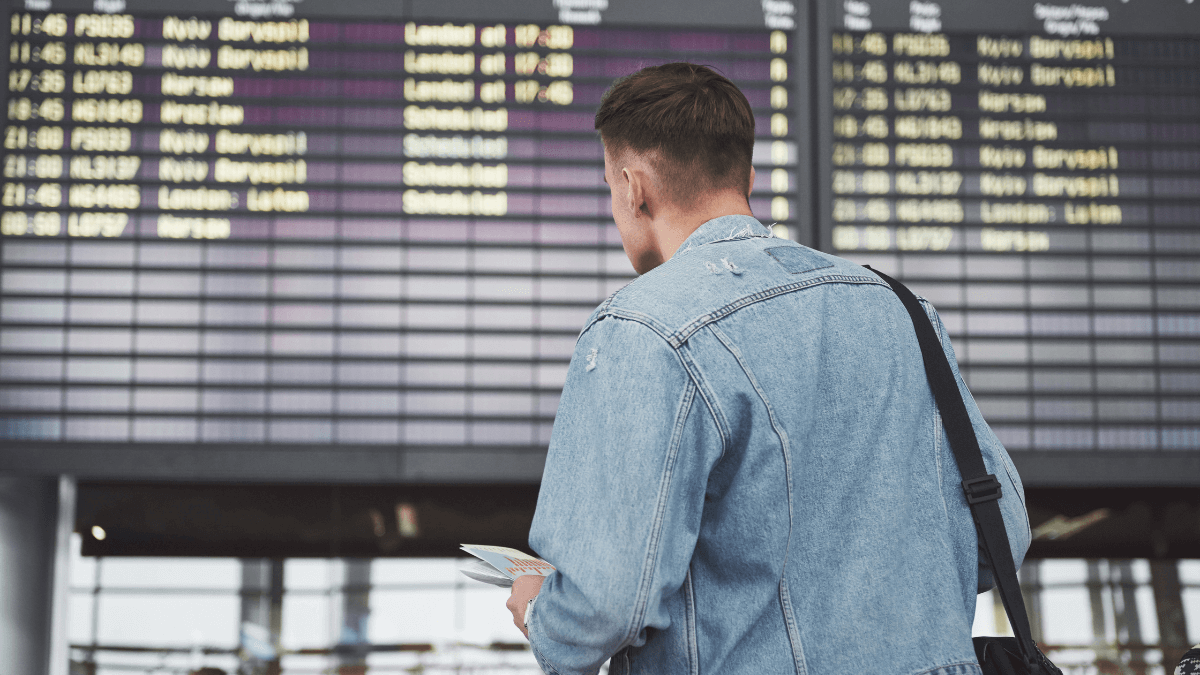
xmin=506 ymin=63 xmax=1030 ymax=675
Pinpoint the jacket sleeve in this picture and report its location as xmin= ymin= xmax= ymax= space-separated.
xmin=525 ymin=315 xmax=724 ymax=675
xmin=927 ymin=302 xmax=1032 ymax=593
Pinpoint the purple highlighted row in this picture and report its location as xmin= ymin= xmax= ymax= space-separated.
xmin=115 ymin=130 xmax=607 ymax=159
xmin=136 ymin=16 xmax=776 ymax=50
xmin=196 ymin=54 xmax=774 ymax=79
xmin=572 ymin=28 xmax=773 ymax=53
xmin=130 ymin=158 xmax=779 ymax=193
xmin=141 ymin=47 xmax=780 ymax=78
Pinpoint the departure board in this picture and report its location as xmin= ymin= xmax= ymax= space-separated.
xmin=3 ymin=0 xmax=1196 ymax=484
xmin=0 ymin=0 xmax=803 ymax=480
xmin=813 ymin=0 xmax=1200 ymax=462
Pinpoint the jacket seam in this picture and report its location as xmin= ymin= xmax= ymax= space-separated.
xmin=584 ymin=307 xmax=674 ymax=342
xmin=684 ymin=569 xmax=699 ymax=675
xmin=707 ymin=323 xmax=806 ymax=675
xmin=1000 ymin=454 xmax=1032 ymax=542
xmin=675 ymin=344 xmax=732 ymax=461
xmin=911 ymin=660 xmax=984 ymax=675
xmin=668 ymin=275 xmax=887 ymax=348
xmin=529 ymin=641 xmax=564 ymax=675
xmin=777 ymin=580 xmax=809 ymax=675
xmin=583 ymin=314 xmax=732 ymax=466
xmin=927 ymin=300 xmax=957 ymax=529
xmin=934 ymin=408 xmax=949 ymax=522
xmin=583 ymin=275 xmax=889 ymax=346
xmin=622 ymin=379 xmax=698 ymax=649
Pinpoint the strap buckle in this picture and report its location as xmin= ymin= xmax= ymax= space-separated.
xmin=962 ymin=475 xmax=1002 ymax=505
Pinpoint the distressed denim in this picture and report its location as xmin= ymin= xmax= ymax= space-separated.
xmin=527 ymin=215 xmax=1030 ymax=675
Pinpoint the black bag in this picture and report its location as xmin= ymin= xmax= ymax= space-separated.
xmin=869 ymin=267 xmax=1063 ymax=675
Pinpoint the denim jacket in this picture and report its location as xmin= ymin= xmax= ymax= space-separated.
xmin=527 ymin=215 xmax=1030 ymax=675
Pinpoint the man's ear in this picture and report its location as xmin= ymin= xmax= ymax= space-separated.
xmin=623 ymin=166 xmax=652 ymax=218
xmin=747 ymin=166 xmax=756 ymax=198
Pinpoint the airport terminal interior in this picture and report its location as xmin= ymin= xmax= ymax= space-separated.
xmin=0 ymin=0 xmax=1197 ymax=672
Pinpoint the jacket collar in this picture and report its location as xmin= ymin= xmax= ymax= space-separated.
xmin=671 ymin=215 xmax=772 ymax=260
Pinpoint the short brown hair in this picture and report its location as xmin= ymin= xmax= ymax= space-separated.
xmin=595 ymin=63 xmax=755 ymax=203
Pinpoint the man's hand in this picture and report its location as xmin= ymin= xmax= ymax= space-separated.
xmin=506 ymin=574 xmax=546 ymax=639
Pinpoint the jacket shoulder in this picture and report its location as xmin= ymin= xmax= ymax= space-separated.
xmin=585 ymin=238 xmax=886 ymax=342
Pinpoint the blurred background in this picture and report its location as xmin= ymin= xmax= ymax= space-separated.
xmin=1 ymin=0 xmax=1197 ymax=673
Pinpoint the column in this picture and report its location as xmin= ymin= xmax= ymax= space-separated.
xmin=1019 ymin=558 xmax=1045 ymax=643
xmin=336 ymin=559 xmax=371 ymax=675
xmin=1111 ymin=560 xmax=1147 ymax=675
xmin=1151 ymin=560 xmax=1189 ymax=674
xmin=239 ymin=558 xmax=283 ymax=675
xmin=0 ymin=476 xmax=74 ymax=675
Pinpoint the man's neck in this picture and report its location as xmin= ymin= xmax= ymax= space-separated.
xmin=651 ymin=193 xmax=756 ymax=265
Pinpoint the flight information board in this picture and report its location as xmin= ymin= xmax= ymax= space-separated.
xmin=0 ymin=0 xmax=802 ymax=479
xmin=814 ymin=0 xmax=1200 ymax=460
xmin=2 ymin=0 xmax=1196 ymax=483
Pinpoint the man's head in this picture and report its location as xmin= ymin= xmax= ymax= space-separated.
xmin=596 ymin=63 xmax=756 ymax=273
xmin=595 ymin=63 xmax=755 ymax=205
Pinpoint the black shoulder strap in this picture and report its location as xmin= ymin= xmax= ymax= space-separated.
xmin=866 ymin=266 xmax=1043 ymax=671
